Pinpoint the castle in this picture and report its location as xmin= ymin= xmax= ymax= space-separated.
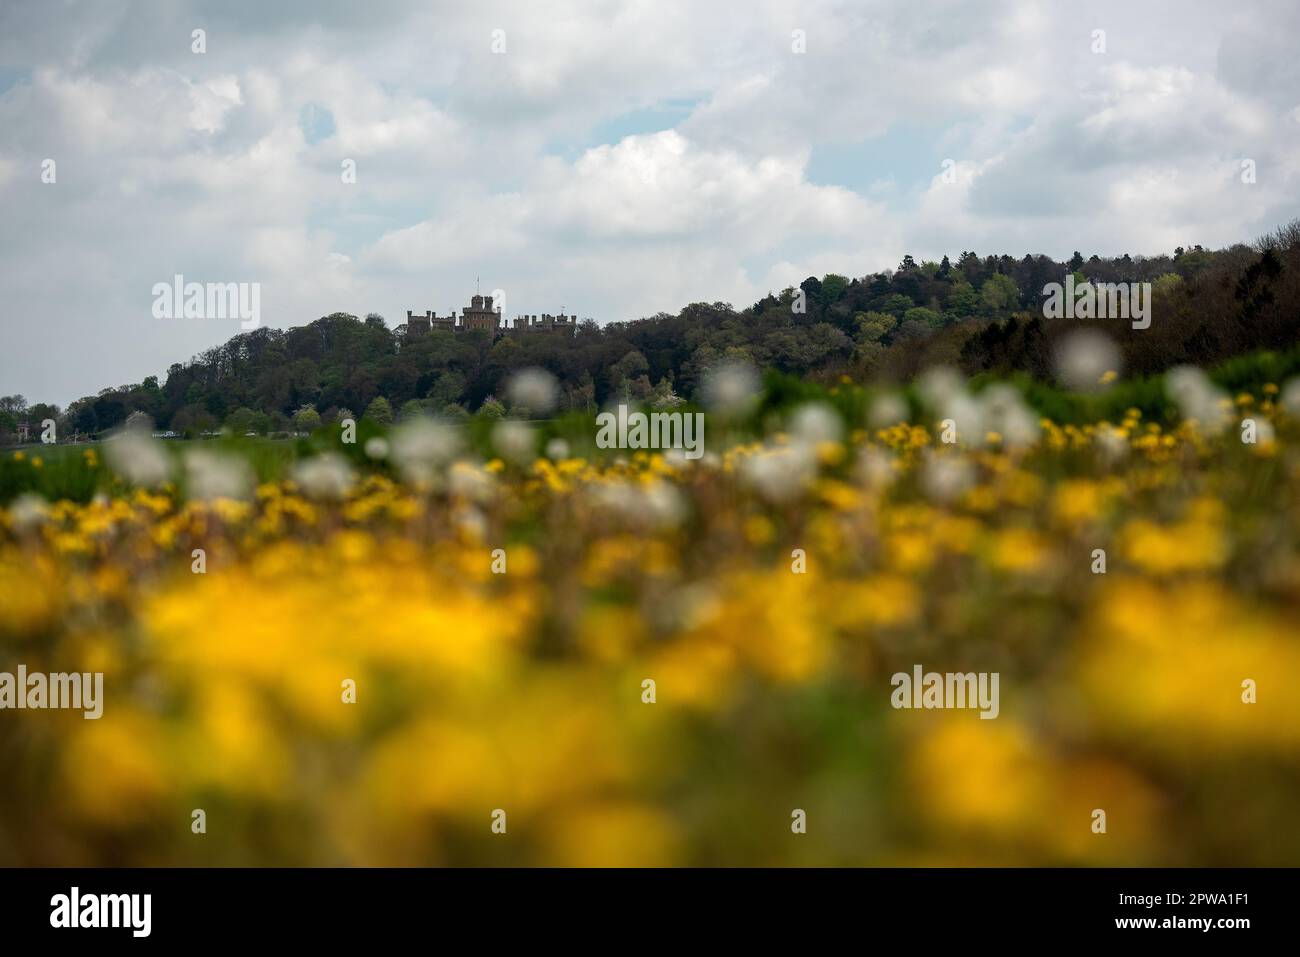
xmin=405 ymin=294 xmax=578 ymax=338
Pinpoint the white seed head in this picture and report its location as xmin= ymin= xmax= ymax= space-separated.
xmin=105 ymin=426 xmax=172 ymax=487
xmin=1280 ymin=377 xmax=1300 ymax=416
xmin=740 ymin=443 xmax=816 ymax=503
xmin=790 ymin=403 xmax=843 ymax=447
xmin=701 ymin=360 xmax=760 ymax=416
xmin=1166 ymin=366 xmax=1230 ymax=431
xmin=506 ymin=367 xmax=559 ymax=417
xmin=7 ymin=493 xmax=49 ymax=532
xmin=1055 ymin=329 xmax=1121 ymax=392
xmin=922 ymin=451 xmax=974 ymax=504
xmin=492 ymin=419 xmax=536 ymax=465
xmin=868 ymin=392 xmax=910 ymax=429
xmin=390 ymin=417 xmax=460 ymax=484
xmin=184 ymin=449 xmax=252 ymax=501
xmin=291 ymin=453 xmax=355 ymax=500
xmin=917 ymin=365 xmax=963 ymax=410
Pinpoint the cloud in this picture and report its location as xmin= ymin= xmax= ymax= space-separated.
xmin=362 ymin=129 xmax=893 ymax=321
xmin=1 ymin=0 xmax=1299 ymax=403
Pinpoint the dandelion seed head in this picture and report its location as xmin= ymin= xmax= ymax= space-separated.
xmin=506 ymin=368 xmax=559 ymax=417
xmin=702 ymin=360 xmax=760 ymax=417
xmin=291 ymin=453 xmax=355 ymax=501
xmin=492 ymin=419 xmax=536 ymax=465
xmin=184 ymin=449 xmax=252 ymax=501
xmin=1056 ymin=330 xmax=1121 ymax=393
xmin=105 ymin=426 xmax=172 ymax=488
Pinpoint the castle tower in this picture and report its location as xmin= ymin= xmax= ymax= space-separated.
xmin=461 ymin=292 xmax=499 ymax=334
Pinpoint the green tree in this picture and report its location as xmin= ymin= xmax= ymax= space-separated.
xmin=651 ymin=376 xmax=685 ymax=410
xmin=980 ymin=273 xmax=1019 ymax=312
xmin=903 ymin=306 xmax=944 ymax=331
xmin=0 ymin=395 xmax=27 ymax=416
xmin=855 ymin=311 xmax=898 ymax=344
xmin=820 ymin=273 xmax=850 ymax=302
xmin=363 ymin=396 xmax=394 ymax=425
xmin=427 ymin=371 xmax=466 ymax=408
xmin=1152 ymin=272 xmax=1183 ymax=298
xmin=225 ymin=407 xmax=257 ymax=435
xmin=945 ymin=278 xmax=980 ymax=317
xmin=609 ymin=349 xmax=653 ymax=401
xmin=880 ymin=293 xmax=914 ymax=318
xmin=293 ymin=405 xmax=322 ymax=433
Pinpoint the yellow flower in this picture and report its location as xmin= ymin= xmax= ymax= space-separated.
xmin=1051 ymin=478 xmax=1109 ymax=528
xmin=1118 ymin=500 xmax=1227 ymax=574
xmin=62 ymin=710 xmax=173 ymax=826
xmin=988 ymin=526 xmax=1051 ymax=575
xmin=1078 ymin=579 xmax=1300 ymax=753
xmin=541 ymin=802 xmax=681 ymax=866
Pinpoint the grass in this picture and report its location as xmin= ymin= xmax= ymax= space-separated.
xmin=5 ymin=343 xmax=1299 ymax=505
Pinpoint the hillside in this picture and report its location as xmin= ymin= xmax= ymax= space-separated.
xmin=4 ymin=220 xmax=1300 ymax=440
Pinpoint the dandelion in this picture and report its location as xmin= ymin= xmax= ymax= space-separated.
xmin=1167 ymin=366 xmax=1230 ymax=432
xmin=6 ymin=492 xmax=49 ymax=532
xmin=183 ymin=449 xmax=252 ymax=501
xmin=106 ymin=427 xmax=172 ymax=488
xmin=790 ymin=403 xmax=843 ymax=448
xmin=492 ymin=419 xmax=536 ymax=466
xmin=701 ymin=360 xmax=760 ymax=417
xmin=980 ymin=384 xmax=1039 ymax=451
xmin=506 ymin=367 xmax=559 ymax=417
xmin=921 ymin=450 xmax=974 ymax=503
xmin=291 ymin=453 xmax=355 ymax=501
xmin=1280 ymin=377 xmax=1300 ymax=417
xmin=917 ymin=365 xmax=963 ymax=410
xmin=739 ymin=443 xmax=817 ymax=503
xmin=1055 ymin=329 xmax=1121 ymax=393
xmin=868 ymin=392 xmax=910 ymax=429
xmin=389 ymin=418 xmax=459 ymax=485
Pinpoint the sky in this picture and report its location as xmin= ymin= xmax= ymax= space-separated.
xmin=2 ymin=0 xmax=1299 ymax=406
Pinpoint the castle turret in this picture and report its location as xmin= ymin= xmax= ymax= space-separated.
xmin=461 ymin=292 xmax=499 ymax=333
xmin=407 ymin=291 xmax=579 ymax=338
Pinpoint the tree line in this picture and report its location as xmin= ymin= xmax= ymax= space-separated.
xmin=4 ymin=220 xmax=1299 ymax=442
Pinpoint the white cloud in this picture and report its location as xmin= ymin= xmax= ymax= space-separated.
xmin=0 ymin=0 xmax=1298 ymax=404
xmin=188 ymin=75 xmax=242 ymax=133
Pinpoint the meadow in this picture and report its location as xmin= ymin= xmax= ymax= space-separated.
xmin=1 ymin=368 xmax=1299 ymax=865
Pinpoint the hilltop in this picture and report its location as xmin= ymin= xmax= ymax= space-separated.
xmin=3 ymin=220 xmax=1299 ymax=441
